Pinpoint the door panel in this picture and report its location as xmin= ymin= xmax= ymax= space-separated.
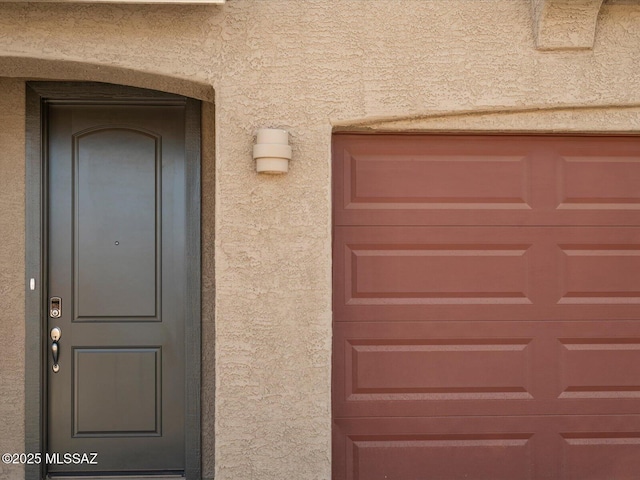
xmin=75 ymin=127 xmax=160 ymax=320
xmin=74 ymin=348 xmax=160 ymax=436
xmin=47 ymin=103 xmax=187 ymax=474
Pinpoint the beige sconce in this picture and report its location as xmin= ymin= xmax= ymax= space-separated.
xmin=253 ymin=128 xmax=292 ymax=174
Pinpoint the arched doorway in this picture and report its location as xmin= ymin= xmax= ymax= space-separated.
xmin=23 ymin=80 xmax=202 ymax=480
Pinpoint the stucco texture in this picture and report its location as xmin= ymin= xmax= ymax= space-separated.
xmin=0 ymin=79 xmax=25 ymax=480
xmin=1 ymin=1 xmax=640 ymax=479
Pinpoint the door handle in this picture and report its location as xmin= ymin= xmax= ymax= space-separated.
xmin=51 ymin=327 xmax=61 ymax=373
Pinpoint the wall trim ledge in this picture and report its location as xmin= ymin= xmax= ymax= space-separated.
xmin=334 ymin=104 xmax=640 ymax=134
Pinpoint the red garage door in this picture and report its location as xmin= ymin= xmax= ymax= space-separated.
xmin=332 ymin=134 xmax=640 ymax=480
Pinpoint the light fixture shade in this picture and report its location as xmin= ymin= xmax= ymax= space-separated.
xmin=253 ymin=128 xmax=292 ymax=174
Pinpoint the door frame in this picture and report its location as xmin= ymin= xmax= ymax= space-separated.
xmin=24 ymin=82 xmax=202 ymax=480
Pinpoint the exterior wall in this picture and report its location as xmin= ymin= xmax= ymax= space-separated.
xmin=1 ymin=1 xmax=640 ymax=479
xmin=0 ymin=79 xmax=25 ymax=480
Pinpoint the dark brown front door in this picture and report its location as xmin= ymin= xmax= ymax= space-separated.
xmin=47 ymin=101 xmax=188 ymax=475
xmin=333 ymin=134 xmax=640 ymax=479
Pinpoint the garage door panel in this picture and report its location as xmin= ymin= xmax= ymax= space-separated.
xmin=344 ymin=242 xmax=532 ymax=305
xmin=334 ymin=325 xmax=542 ymax=418
xmin=334 ymin=134 xmax=640 ymax=226
xmin=558 ymin=244 xmax=640 ymax=305
xmin=334 ymin=416 xmax=640 ymax=480
xmin=342 ymin=150 xmax=531 ymax=210
xmin=345 ymin=337 xmax=533 ymax=400
xmin=334 ymin=321 xmax=640 ymax=417
xmin=335 ymin=226 xmax=640 ymax=321
xmin=333 ymin=417 xmax=542 ymax=480
xmin=559 ymin=338 xmax=640 ymax=399
xmin=333 ymin=134 xmax=533 ymax=229
xmin=348 ymin=433 xmax=534 ymax=480
xmin=336 ymin=226 xmax=543 ymax=311
xmin=559 ymin=155 xmax=640 ymax=211
xmin=561 ymin=433 xmax=640 ymax=480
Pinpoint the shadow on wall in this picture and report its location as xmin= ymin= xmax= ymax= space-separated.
xmin=0 ymin=56 xmax=215 ymax=101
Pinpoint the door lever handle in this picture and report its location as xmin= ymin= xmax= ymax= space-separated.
xmin=51 ymin=342 xmax=59 ymax=372
xmin=51 ymin=327 xmax=61 ymax=373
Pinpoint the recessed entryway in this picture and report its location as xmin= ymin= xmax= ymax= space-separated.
xmin=25 ymin=83 xmax=201 ymax=480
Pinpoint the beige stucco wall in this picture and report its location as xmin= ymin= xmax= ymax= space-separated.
xmin=0 ymin=79 xmax=26 ymax=480
xmin=1 ymin=1 xmax=640 ymax=479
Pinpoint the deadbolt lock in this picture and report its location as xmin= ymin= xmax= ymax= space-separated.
xmin=49 ymin=297 xmax=61 ymax=318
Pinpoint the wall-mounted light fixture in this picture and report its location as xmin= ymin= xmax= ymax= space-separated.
xmin=253 ymin=128 xmax=292 ymax=174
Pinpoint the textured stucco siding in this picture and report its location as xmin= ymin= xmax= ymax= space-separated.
xmin=0 ymin=79 xmax=25 ymax=480
xmin=0 ymin=1 xmax=640 ymax=479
